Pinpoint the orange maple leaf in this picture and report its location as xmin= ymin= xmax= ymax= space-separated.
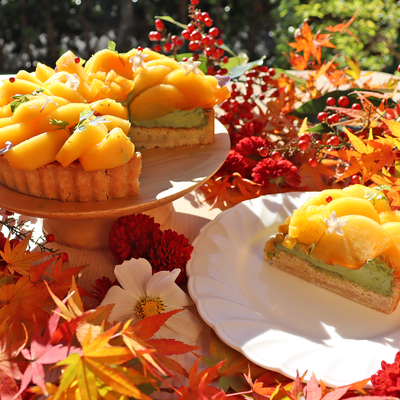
xmin=325 ymin=11 xmax=359 ymax=43
xmin=289 ymin=22 xmax=335 ymax=65
xmin=0 ymin=233 xmax=52 ymax=276
xmin=0 ymin=277 xmax=49 ymax=340
xmin=325 ymin=69 xmax=351 ymax=87
xmin=283 ymin=52 xmax=308 ymax=71
xmin=176 ymin=358 xmax=224 ymax=400
xmin=299 ymin=160 xmax=336 ymax=190
xmin=48 ymin=255 xmax=88 ymax=298
xmin=200 ymin=176 xmax=233 ymax=209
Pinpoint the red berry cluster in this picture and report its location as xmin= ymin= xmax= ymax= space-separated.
xmin=317 ymin=95 xmax=361 ymax=124
xmin=148 ymin=0 xmax=228 ymax=75
xmin=148 ymin=18 xmax=184 ymax=55
xmin=219 ymin=65 xmax=277 ymax=144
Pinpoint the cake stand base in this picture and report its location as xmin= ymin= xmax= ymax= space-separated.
xmin=42 ymin=203 xmax=174 ymax=250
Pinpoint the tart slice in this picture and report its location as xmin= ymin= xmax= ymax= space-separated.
xmin=264 ymin=186 xmax=400 ymax=314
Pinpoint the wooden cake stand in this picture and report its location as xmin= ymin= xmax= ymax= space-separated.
xmin=0 ymin=120 xmax=230 ymax=250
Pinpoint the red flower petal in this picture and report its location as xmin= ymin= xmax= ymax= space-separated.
xmin=370 ymin=351 xmax=400 ymax=397
xmin=148 ymin=229 xmax=194 ymax=286
xmin=252 ymin=157 xmax=301 ymax=190
xmin=109 ymin=213 xmax=162 ymax=263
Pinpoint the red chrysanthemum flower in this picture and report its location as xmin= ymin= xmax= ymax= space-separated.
xmin=109 ymin=213 xmax=162 ymax=264
xmin=235 ymin=136 xmax=271 ymax=168
xmin=239 ymin=119 xmax=267 ymax=138
xmin=252 ymin=157 xmax=301 ymax=190
xmin=91 ymin=276 xmax=120 ymax=301
xmin=370 ymin=352 xmax=400 ymax=397
xmin=148 ymin=229 xmax=194 ymax=286
xmin=216 ymin=150 xmax=250 ymax=178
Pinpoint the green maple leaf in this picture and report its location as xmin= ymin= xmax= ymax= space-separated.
xmin=201 ymin=330 xmax=267 ymax=392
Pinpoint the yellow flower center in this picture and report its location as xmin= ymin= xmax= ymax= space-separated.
xmin=136 ymin=296 xmax=165 ymax=319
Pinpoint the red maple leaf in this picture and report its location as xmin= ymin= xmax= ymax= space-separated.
xmin=175 ymin=358 xmax=225 ymax=400
xmin=0 ymin=320 xmax=26 ymax=400
xmin=48 ymin=255 xmax=88 ymax=298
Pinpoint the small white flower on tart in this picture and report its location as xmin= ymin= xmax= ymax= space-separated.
xmin=100 ymin=258 xmax=203 ymax=344
xmin=40 ymin=95 xmax=58 ymax=112
xmin=181 ymin=57 xmax=202 ymax=76
xmin=325 ymin=210 xmax=347 ymax=236
xmin=129 ymin=50 xmax=149 ymax=73
xmin=63 ymin=72 xmax=80 ymax=90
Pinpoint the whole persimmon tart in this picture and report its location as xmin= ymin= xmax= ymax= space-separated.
xmin=0 ymin=45 xmax=230 ymax=201
xmin=264 ymin=184 xmax=400 ymax=314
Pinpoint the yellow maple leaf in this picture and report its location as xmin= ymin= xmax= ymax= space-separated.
xmin=0 ymin=233 xmax=52 ymax=276
xmin=297 ymin=117 xmax=309 ymax=137
xmin=343 ymin=127 xmax=371 ymax=154
xmin=381 ymin=118 xmax=400 ymax=138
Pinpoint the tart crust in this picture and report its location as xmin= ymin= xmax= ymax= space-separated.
xmin=0 ymin=153 xmax=142 ymax=202
xmin=129 ymin=109 xmax=215 ymax=149
xmin=268 ymin=249 xmax=400 ymax=314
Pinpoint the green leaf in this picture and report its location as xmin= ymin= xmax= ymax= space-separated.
xmin=308 ymin=123 xmax=332 ymax=134
xmin=219 ymin=375 xmax=249 ymax=393
xmin=54 ymin=354 xmax=80 ymax=400
xmin=154 ymin=15 xmax=187 ymax=30
xmin=108 ymin=40 xmax=117 ymax=52
xmin=228 ymin=56 xmax=266 ymax=80
xmin=32 ymin=88 xmax=44 ymax=96
xmin=365 ymin=185 xmax=390 ymax=205
xmin=221 ymin=53 xmax=249 ymax=72
xmin=49 ymin=118 xmax=69 ymax=130
xmin=289 ymin=89 xmax=396 ymax=123
xmin=218 ymin=43 xmax=237 ymax=58
xmin=9 ymin=94 xmax=30 ymax=112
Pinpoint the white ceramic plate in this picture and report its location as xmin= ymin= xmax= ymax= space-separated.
xmin=187 ymin=192 xmax=400 ymax=387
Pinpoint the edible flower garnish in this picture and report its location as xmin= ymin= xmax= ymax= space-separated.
xmin=181 ymin=57 xmax=202 ymax=76
xmin=63 ymin=72 xmax=80 ymax=90
xmin=325 ymin=210 xmax=347 ymax=236
xmin=215 ymin=74 xmax=231 ymax=88
xmin=40 ymin=95 xmax=58 ymax=112
xmin=129 ymin=50 xmax=149 ymax=73
xmin=0 ymin=141 xmax=13 ymax=155
xmin=100 ymin=258 xmax=202 ymax=343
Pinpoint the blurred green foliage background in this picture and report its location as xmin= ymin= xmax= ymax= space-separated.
xmin=0 ymin=0 xmax=399 ymax=73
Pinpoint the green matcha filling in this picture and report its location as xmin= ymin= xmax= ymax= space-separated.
xmin=273 ymin=242 xmax=394 ymax=296
xmin=130 ymin=108 xmax=208 ymax=128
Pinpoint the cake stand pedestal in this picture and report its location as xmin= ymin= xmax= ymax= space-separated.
xmin=0 ymin=121 xmax=230 ymax=250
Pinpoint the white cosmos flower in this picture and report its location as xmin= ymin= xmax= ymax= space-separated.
xmin=100 ymin=258 xmax=203 ymax=344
